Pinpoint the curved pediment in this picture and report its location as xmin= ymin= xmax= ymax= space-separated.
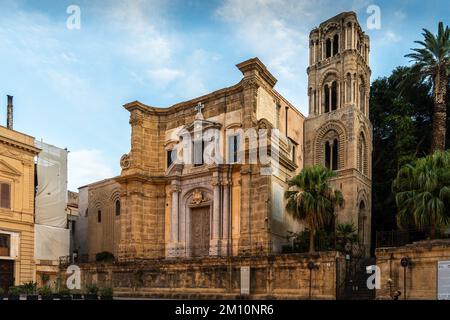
xmin=184 ymin=119 xmax=222 ymax=134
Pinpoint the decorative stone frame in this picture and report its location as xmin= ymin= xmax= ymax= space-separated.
xmin=314 ymin=121 xmax=347 ymax=170
xmin=181 ymin=188 xmax=213 ymax=258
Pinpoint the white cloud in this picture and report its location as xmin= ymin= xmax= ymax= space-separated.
xmin=68 ymin=149 xmax=115 ymax=190
xmin=394 ymin=10 xmax=407 ymax=20
xmin=215 ymin=0 xmax=374 ymax=113
xmin=146 ymin=68 xmax=185 ymax=87
xmin=383 ymin=31 xmax=402 ymax=43
xmin=105 ymin=0 xmax=177 ymax=69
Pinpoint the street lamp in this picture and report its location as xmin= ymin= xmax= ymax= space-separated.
xmin=400 ymin=257 xmax=411 ymax=300
xmin=308 ymin=261 xmax=317 ymax=300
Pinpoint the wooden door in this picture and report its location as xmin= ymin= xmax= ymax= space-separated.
xmin=0 ymin=260 xmax=14 ymax=291
xmin=191 ymin=207 xmax=210 ymax=257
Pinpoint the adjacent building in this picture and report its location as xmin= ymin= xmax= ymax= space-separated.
xmin=0 ymin=96 xmax=40 ymax=290
xmin=34 ymin=141 xmax=70 ymax=286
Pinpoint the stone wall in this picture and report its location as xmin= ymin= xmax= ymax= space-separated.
xmin=60 ymin=252 xmax=341 ymax=300
xmin=376 ymin=240 xmax=450 ymax=300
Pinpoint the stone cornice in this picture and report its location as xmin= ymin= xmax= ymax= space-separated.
xmin=123 ymin=82 xmax=243 ymax=116
xmin=0 ymin=136 xmax=40 ymax=155
xmin=236 ymin=57 xmax=278 ymax=88
xmin=115 ymin=173 xmax=167 ymax=185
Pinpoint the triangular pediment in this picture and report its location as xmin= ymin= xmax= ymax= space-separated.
xmin=0 ymin=159 xmax=22 ymax=177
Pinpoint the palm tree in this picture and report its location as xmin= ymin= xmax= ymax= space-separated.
xmin=392 ymin=151 xmax=450 ymax=238
xmin=335 ymin=223 xmax=358 ymax=254
xmin=405 ymin=22 xmax=450 ymax=152
xmin=285 ymin=166 xmax=344 ymax=253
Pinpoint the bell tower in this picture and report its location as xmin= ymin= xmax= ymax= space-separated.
xmin=304 ymin=12 xmax=373 ymax=254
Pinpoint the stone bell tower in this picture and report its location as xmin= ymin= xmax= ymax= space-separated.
xmin=304 ymin=12 xmax=373 ymax=254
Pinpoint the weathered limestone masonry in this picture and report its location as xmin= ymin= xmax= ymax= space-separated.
xmin=304 ymin=12 xmax=373 ymax=254
xmin=116 ymin=57 xmax=304 ymax=261
xmin=83 ymin=178 xmax=121 ymax=261
xmin=60 ymin=252 xmax=341 ymax=299
xmin=376 ymin=240 xmax=450 ymax=300
xmin=76 ymin=12 xmax=374 ymax=299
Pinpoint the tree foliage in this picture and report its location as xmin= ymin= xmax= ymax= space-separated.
xmin=370 ymin=66 xmax=450 ymax=232
xmin=285 ymin=165 xmax=343 ymax=253
xmin=392 ymin=151 xmax=450 ymax=237
xmin=405 ymin=22 xmax=450 ymax=151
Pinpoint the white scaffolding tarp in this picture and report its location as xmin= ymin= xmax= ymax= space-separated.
xmin=34 ymin=224 xmax=69 ymax=260
xmin=35 ymin=141 xmax=68 ymax=228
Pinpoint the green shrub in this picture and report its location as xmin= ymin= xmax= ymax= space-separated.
xmin=41 ymin=274 xmax=50 ymax=284
xmin=8 ymin=286 xmax=24 ymax=296
xmin=85 ymin=283 xmax=99 ymax=295
xmin=0 ymin=288 xmax=5 ymax=296
xmin=21 ymin=281 xmax=37 ymax=295
xmin=38 ymin=285 xmax=53 ymax=297
xmin=58 ymin=286 xmax=71 ymax=296
xmin=95 ymin=251 xmax=115 ymax=262
xmin=100 ymin=287 xmax=113 ymax=298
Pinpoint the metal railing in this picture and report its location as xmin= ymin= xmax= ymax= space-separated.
xmin=376 ymin=227 xmax=450 ymax=248
xmin=59 ymin=254 xmax=90 ymax=266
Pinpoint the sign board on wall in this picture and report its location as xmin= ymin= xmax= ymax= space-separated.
xmin=438 ymin=261 xmax=450 ymax=300
xmin=240 ymin=266 xmax=250 ymax=295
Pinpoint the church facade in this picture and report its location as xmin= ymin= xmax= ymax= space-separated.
xmin=85 ymin=12 xmax=372 ymax=262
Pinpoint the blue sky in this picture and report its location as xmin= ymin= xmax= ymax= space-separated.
xmin=0 ymin=0 xmax=448 ymax=190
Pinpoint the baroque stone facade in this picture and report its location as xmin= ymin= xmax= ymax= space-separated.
xmin=117 ymin=57 xmax=304 ymax=260
xmin=84 ymin=12 xmax=372 ymax=262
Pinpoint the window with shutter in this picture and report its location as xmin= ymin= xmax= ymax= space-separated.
xmin=228 ymin=134 xmax=240 ymax=164
xmin=0 ymin=183 xmax=11 ymax=209
xmin=0 ymin=234 xmax=10 ymax=256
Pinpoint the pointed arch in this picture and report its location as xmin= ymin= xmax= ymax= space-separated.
xmin=357 ymin=131 xmax=369 ymax=176
xmin=314 ymin=121 xmax=347 ymax=170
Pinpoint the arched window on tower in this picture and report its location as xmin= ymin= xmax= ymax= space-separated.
xmin=325 ymin=141 xmax=331 ymax=169
xmin=115 ymin=200 xmax=121 ymax=216
xmin=324 ymin=139 xmax=339 ymax=171
xmin=359 ymin=83 xmax=366 ymax=114
xmin=326 ymin=38 xmax=332 ymax=58
xmin=346 ymin=22 xmax=352 ymax=48
xmin=332 ymin=139 xmax=338 ymax=170
xmin=333 ymin=34 xmax=339 ymax=56
xmin=308 ymin=87 xmax=312 ymax=113
xmin=331 ymin=81 xmax=337 ymax=111
xmin=324 ymin=84 xmax=330 ymax=113
xmin=358 ymin=132 xmax=368 ymax=176
xmin=315 ymin=40 xmax=320 ymax=62
xmin=358 ymin=201 xmax=367 ymax=244
xmin=313 ymin=90 xmax=317 ymax=114
xmin=358 ymin=137 xmax=363 ymax=173
xmin=346 ymin=73 xmax=352 ymax=103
